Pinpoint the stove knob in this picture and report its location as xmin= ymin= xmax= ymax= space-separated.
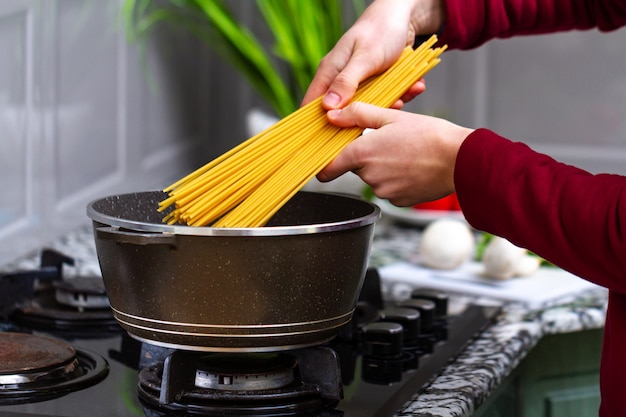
xmin=396 ymin=299 xmax=437 ymax=353
xmin=379 ymin=307 xmax=421 ymax=347
xmin=361 ymin=322 xmax=413 ymax=385
xmin=411 ymin=289 xmax=449 ymax=341
xmin=396 ymin=299 xmax=435 ymax=334
xmin=362 ymin=322 xmax=403 ymax=357
xmin=362 ymin=354 xmax=407 ymax=385
xmin=411 ymin=289 xmax=448 ymax=318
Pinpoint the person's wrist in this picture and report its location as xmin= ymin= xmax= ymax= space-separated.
xmin=443 ymin=125 xmax=473 ymax=192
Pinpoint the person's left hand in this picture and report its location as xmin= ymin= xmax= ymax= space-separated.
xmin=301 ymin=0 xmax=426 ymax=110
xmin=318 ymin=102 xmax=475 ymax=207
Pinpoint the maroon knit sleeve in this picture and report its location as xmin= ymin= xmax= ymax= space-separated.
xmin=454 ymin=129 xmax=626 ymax=293
xmin=439 ymin=0 xmax=626 ymax=49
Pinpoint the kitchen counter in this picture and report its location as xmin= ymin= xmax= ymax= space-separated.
xmin=370 ymin=220 xmax=607 ymax=417
xmin=1 ymin=220 xmax=609 ymax=417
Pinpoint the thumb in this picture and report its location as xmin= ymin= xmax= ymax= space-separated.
xmin=318 ymin=103 xmax=394 ymax=183
xmin=322 ymin=60 xmax=381 ymax=110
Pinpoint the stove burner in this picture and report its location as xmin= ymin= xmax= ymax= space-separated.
xmin=53 ymin=277 xmax=110 ymax=310
xmin=138 ymin=348 xmax=342 ymax=416
xmin=195 ymin=353 xmax=296 ymax=391
xmin=1 ymin=248 xmax=119 ymax=336
xmin=0 ymin=332 xmax=77 ymax=383
xmin=10 ymin=293 xmax=119 ymax=336
xmin=0 ymin=332 xmax=109 ymax=404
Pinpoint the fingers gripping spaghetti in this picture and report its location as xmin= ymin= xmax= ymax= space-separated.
xmin=159 ymin=36 xmax=447 ymax=227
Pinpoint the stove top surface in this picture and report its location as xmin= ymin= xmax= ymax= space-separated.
xmin=0 ymin=306 xmax=498 ymax=417
xmin=0 ymin=250 xmax=500 ymax=417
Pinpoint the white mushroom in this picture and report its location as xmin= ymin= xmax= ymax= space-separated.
xmin=482 ymin=236 xmax=540 ymax=280
xmin=514 ymin=254 xmax=542 ymax=277
xmin=419 ymin=219 xmax=475 ymax=270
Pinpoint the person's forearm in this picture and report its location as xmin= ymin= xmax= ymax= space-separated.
xmin=455 ymin=129 xmax=626 ymax=292
xmin=441 ymin=0 xmax=626 ymax=50
xmin=410 ymin=0 xmax=446 ymax=35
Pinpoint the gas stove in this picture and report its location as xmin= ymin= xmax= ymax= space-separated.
xmin=0 ymin=248 xmax=499 ymax=417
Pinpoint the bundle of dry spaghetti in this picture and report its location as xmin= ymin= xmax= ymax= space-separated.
xmin=159 ymin=35 xmax=447 ymax=227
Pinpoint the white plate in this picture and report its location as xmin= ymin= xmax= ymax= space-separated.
xmin=373 ymin=198 xmax=466 ymax=226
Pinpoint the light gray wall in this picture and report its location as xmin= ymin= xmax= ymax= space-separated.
xmin=0 ymin=0 xmax=220 ymax=264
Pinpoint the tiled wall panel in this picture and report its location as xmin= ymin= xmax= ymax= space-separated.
xmin=0 ymin=2 xmax=33 ymax=234
xmin=0 ymin=0 xmax=212 ymax=264
xmin=55 ymin=1 xmax=121 ymax=202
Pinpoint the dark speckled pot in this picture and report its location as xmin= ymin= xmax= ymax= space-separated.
xmin=87 ymin=191 xmax=380 ymax=352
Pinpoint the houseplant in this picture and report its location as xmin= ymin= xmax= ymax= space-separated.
xmin=123 ymin=0 xmax=365 ymax=118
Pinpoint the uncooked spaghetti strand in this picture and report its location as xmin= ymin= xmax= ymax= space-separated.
xmin=174 ymin=108 xmax=329 ymax=213
xmin=213 ymin=124 xmax=341 ymax=227
xmin=216 ymin=122 xmax=356 ymax=227
xmin=172 ymin=120 xmax=331 ymax=225
xmin=188 ymin=178 xmax=262 ymax=226
xmin=161 ymin=111 xmax=327 ymax=218
xmin=369 ymin=44 xmax=445 ymax=94
xmin=163 ymin=130 xmax=264 ymax=193
xmin=164 ymin=100 xmax=326 ymax=199
xmin=251 ymin=129 xmax=361 ymax=227
xmin=250 ymin=127 xmax=364 ymax=227
xmin=354 ymin=46 xmax=445 ymax=107
xmin=165 ymin=121 xmax=305 ymax=201
xmin=163 ymin=95 xmax=325 ymax=195
xmin=247 ymin=49 xmax=436 ymax=225
xmin=174 ymin=124 xmax=312 ymax=209
xmin=166 ymin=43 xmax=431 ymax=200
xmin=211 ymin=57 xmax=432 ymax=225
xmin=214 ymin=123 xmax=343 ymax=227
xmin=180 ymin=130 xmax=316 ymax=224
xmin=161 ymin=35 xmax=446 ymax=227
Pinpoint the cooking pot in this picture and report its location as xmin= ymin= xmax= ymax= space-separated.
xmin=86 ymin=191 xmax=380 ymax=352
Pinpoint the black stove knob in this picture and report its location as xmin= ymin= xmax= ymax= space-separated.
xmin=396 ymin=299 xmax=436 ymax=334
xmin=362 ymin=322 xmax=403 ymax=357
xmin=379 ymin=307 xmax=421 ymax=346
xmin=395 ymin=299 xmax=438 ymax=353
xmin=361 ymin=322 xmax=415 ymax=385
xmin=362 ymin=354 xmax=407 ymax=385
xmin=410 ymin=289 xmax=449 ymax=341
xmin=411 ymin=289 xmax=449 ymax=318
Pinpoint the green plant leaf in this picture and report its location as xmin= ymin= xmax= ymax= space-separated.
xmin=123 ymin=0 xmax=364 ymax=116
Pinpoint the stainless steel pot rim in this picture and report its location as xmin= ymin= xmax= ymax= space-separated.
xmin=86 ymin=191 xmax=380 ymax=236
xmin=113 ymin=308 xmax=353 ymax=330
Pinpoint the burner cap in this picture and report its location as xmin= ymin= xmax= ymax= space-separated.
xmin=0 ymin=332 xmax=76 ymax=379
xmin=0 ymin=332 xmax=109 ymax=404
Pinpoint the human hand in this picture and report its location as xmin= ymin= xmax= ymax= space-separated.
xmin=302 ymin=0 xmax=445 ymax=110
xmin=318 ymin=102 xmax=474 ymax=207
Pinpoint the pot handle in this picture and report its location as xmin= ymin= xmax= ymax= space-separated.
xmin=95 ymin=226 xmax=178 ymax=247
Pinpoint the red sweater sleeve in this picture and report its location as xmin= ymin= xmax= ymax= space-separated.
xmin=440 ymin=0 xmax=626 ymax=49
xmin=455 ymin=129 xmax=626 ymax=293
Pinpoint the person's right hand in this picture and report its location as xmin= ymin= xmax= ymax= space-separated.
xmin=317 ymin=102 xmax=474 ymax=208
xmin=301 ymin=0 xmax=445 ymax=110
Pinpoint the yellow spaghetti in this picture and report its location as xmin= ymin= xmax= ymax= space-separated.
xmin=159 ymin=35 xmax=447 ymax=227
